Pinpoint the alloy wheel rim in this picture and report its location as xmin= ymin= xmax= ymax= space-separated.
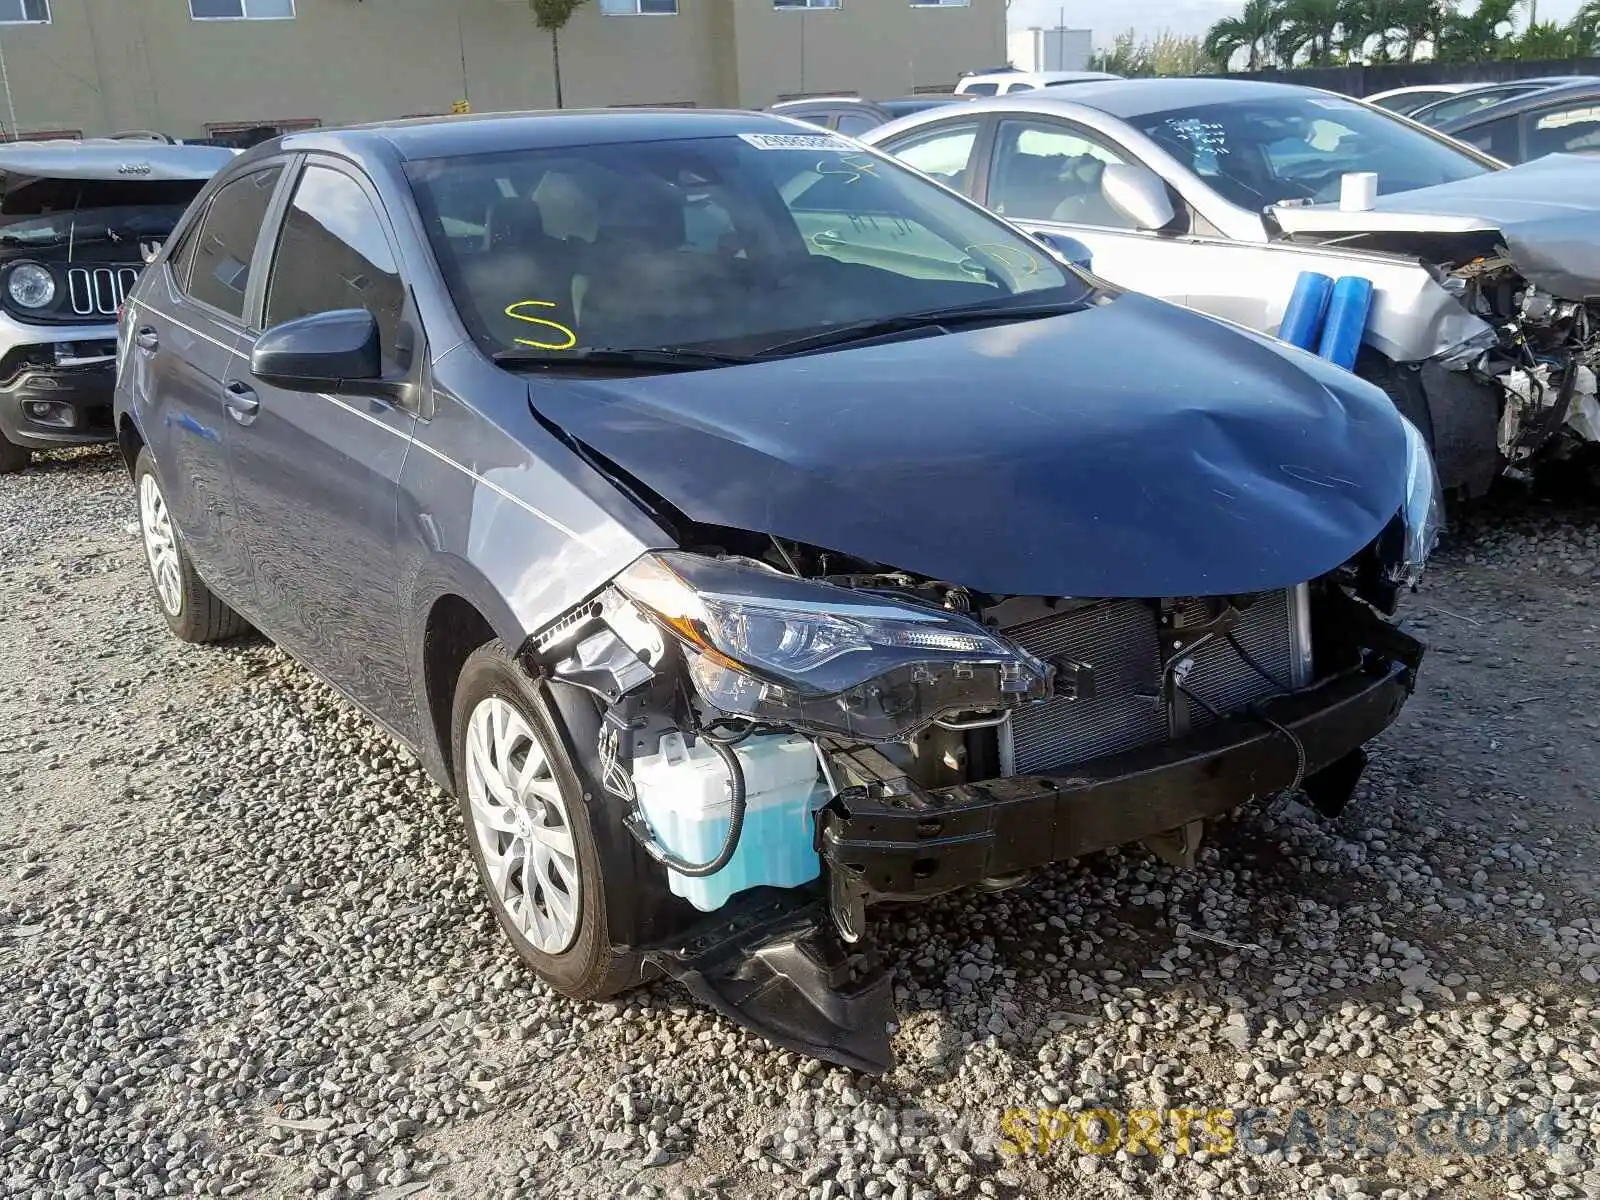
xmin=139 ymin=473 xmax=183 ymax=618
xmin=464 ymin=696 xmax=582 ymax=954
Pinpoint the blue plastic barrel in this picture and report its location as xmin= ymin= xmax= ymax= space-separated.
xmin=1281 ymin=272 xmax=1334 ymax=351
xmin=1317 ymin=276 xmax=1375 ymax=371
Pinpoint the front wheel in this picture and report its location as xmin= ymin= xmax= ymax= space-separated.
xmin=134 ymin=448 xmax=249 ymax=643
xmin=452 ymin=642 xmax=643 ymax=1000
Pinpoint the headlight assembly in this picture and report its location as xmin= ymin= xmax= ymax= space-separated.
xmin=614 ymin=551 xmax=1051 ymax=741
xmin=7 ymin=263 xmax=55 ymax=310
xmin=1389 ymin=416 xmax=1443 ymax=588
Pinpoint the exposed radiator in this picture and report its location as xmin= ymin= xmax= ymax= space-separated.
xmin=1000 ymin=587 xmax=1310 ymax=776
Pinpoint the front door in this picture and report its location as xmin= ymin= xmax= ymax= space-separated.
xmin=223 ymin=158 xmax=419 ymax=724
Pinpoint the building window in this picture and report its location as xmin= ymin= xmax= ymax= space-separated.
xmin=189 ymin=0 xmax=294 ymax=20
xmin=205 ymin=118 xmax=319 ymax=147
xmin=774 ymin=0 xmax=841 ymax=9
xmin=0 ymin=0 xmax=49 ymax=23
xmin=2 ymin=128 xmax=79 ymax=142
xmin=599 ymin=0 xmax=678 ymax=13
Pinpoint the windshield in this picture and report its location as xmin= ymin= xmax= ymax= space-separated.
xmin=1129 ymin=94 xmax=1495 ymax=211
xmin=407 ymin=133 xmax=1081 ymax=361
xmin=0 ymin=175 xmax=205 ymax=253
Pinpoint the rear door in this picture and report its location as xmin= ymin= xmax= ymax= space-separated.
xmin=223 ymin=156 xmax=420 ymax=721
xmin=128 ymin=163 xmax=286 ymax=602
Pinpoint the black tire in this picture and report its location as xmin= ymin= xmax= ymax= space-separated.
xmin=451 ymin=642 xmax=643 ymax=1001
xmin=1355 ymin=353 xmax=1433 ymax=447
xmin=0 ymin=435 xmax=29 ymax=475
xmin=133 ymin=448 xmax=250 ymax=644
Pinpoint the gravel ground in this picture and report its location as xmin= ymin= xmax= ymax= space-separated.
xmin=1 ymin=446 xmax=1597 ymax=1200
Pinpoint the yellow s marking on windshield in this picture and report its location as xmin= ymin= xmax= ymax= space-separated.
xmin=506 ymin=300 xmax=577 ymax=351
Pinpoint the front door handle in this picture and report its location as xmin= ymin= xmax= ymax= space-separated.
xmin=135 ymin=327 xmax=159 ymax=352
xmin=223 ymin=380 xmax=260 ymax=424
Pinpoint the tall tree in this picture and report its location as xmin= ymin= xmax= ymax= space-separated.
xmin=529 ymin=0 xmax=590 ymax=109
xmin=1203 ymin=0 xmax=1281 ymax=71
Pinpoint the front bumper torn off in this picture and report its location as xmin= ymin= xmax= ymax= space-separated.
xmin=640 ymin=620 xmax=1422 ymax=1075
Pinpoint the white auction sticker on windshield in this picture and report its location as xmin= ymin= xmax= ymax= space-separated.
xmin=739 ymin=133 xmax=855 ymax=151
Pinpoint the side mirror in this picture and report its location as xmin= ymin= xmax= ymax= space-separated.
xmin=1101 ymin=162 xmax=1177 ymax=232
xmin=1033 ymin=231 xmax=1094 ymax=271
xmin=250 ymin=308 xmax=382 ymax=394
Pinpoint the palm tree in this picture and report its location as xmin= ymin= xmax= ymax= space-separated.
xmin=528 ymin=0 xmax=590 ymax=109
xmin=1514 ymin=19 xmax=1579 ymax=57
xmin=1346 ymin=0 xmax=1439 ymax=61
xmin=1400 ymin=0 xmax=1452 ymax=60
xmin=1278 ymin=0 xmax=1350 ymax=64
xmin=1203 ymin=0 xmax=1281 ymax=71
xmin=1572 ymin=0 xmax=1600 ymax=52
xmin=1437 ymin=0 xmax=1521 ymax=62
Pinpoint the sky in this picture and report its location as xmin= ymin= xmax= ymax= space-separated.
xmin=1007 ymin=0 xmax=1588 ymax=45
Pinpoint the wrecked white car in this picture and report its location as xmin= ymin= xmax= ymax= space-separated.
xmin=862 ymin=78 xmax=1600 ymax=496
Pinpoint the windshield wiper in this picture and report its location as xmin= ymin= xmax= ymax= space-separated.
xmin=493 ymin=346 xmax=759 ymax=373
xmin=753 ymin=298 xmax=1091 ymax=358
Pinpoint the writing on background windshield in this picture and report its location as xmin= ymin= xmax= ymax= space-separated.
xmin=0 ymin=175 xmax=205 ymax=252
xmin=406 ymin=134 xmax=1078 ymax=359
xmin=1135 ymin=97 xmax=1490 ymax=211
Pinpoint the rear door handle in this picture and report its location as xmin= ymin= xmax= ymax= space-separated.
xmin=135 ymin=327 xmax=159 ymax=352
xmin=223 ymin=380 xmax=260 ymax=424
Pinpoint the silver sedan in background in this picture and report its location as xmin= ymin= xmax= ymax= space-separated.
xmin=862 ymin=78 xmax=1600 ymax=496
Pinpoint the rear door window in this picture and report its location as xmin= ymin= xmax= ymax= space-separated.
xmin=1525 ymin=102 xmax=1600 ymax=158
xmin=176 ymin=166 xmax=283 ymax=320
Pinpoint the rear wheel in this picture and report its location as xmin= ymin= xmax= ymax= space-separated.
xmin=134 ymin=448 xmax=249 ymax=643
xmin=0 ymin=435 xmax=29 ymax=475
xmin=452 ymin=642 xmax=644 ymax=1000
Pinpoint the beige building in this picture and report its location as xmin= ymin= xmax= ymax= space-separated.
xmin=0 ymin=0 xmax=1005 ymax=141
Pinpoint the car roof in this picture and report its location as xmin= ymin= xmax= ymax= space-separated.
xmin=769 ymin=96 xmax=873 ymax=108
xmin=1441 ymin=79 xmax=1600 ymax=132
xmin=1368 ymin=83 xmax=1475 ymax=101
xmin=264 ymin=109 xmax=812 ymax=164
xmin=951 ymin=76 xmax=1338 ymax=119
xmin=965 ymin=69 xmax=1118 ymax=85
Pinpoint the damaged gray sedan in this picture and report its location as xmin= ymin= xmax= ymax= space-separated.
xmin=863 ymin=78 xmax=1600 ymax=496
xmin=117 ymin=111 xmax=1437 ymax=1073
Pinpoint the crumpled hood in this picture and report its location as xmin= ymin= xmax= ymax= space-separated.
xmin=1271 ymin=154 xmax=1600 ymax=300
xmin=527 ymin=293 xmax=1410 ymax=599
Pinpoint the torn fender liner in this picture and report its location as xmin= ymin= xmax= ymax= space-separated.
xmin=642 ymin=890 xmax=894 ymax=1074
xmin=526 ymin=293 xmax=1410 ymax=600
xmin=1273 ymin=154 xmax=1600 ymax=301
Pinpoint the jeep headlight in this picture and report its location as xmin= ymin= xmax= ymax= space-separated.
xmin=1390 ymin=415 xmax=1443 ymax=588
xmin=615 ymin=551 xmax=1050 ymax=741
xmin=7 ymin=263 xmax=55 ymax=310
